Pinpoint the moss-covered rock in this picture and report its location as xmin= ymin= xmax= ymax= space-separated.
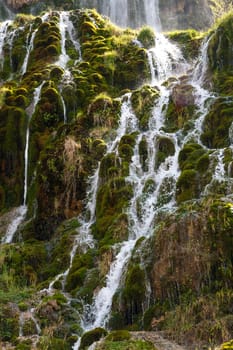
xmin=137 ymin=27 xmax=155 ymax=49
xmin=165 ymin=82 xmax=195 ymax=132
xmin=201 ymin=97 xmax=233 ymax=148
xmin=167 ymin=29 xmax=202 ymax=60
xmin=131 ymin=85 xmax=160 ymax=130
xmin=80 ymin=328 xmax=108 ymax=350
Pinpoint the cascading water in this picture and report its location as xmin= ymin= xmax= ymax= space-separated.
xmin=72 ymin=31 xmax=194 ymax=349
xmin=0 ymin=20 xmax=12 ymax=68
xmin=1 ymin=83 xmax=44 ymax=244
xmin=56 ymin=11 xmax=82 ymax=123
xmin=21 ymin=24 xmax=34 ymax=75
xmin=21 ymin=13 xmax=48 ymax=75
xmin=100 ymin=0 xmax=161 ymax=29
xmin=1 ymin=4 xmax=230 ymax=349
xmin=57 ymin=11 xmax=70 ymax=69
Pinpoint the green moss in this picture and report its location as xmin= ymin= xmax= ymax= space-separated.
xmin=176 ymin=169 xmax=198 ymax=203
xmin=80 ymin=328 xmax=108 ymax=350
xmin=50 ymin=66 xmax=64 ymax=81
xmin=156 ymin=136 xmax=175 ymax=169
xmin=201 ymin=98 xmax=233 ymax=148
xmin=221 ymin=339 xmax=233 ymax=350
xmin=38 ymin=337 xmax=70 ymax=350
xmin=0 ymin=105 xmax=26 ymax=208
xmin=131 ymin=85 xmax=159 ymax=130
xmin=165 ymin=83 xmax=195 ymax=132
xmin=121 ymin=264 xmax=146 ymax=324
xmin=208 ymin=13 xmax=233 ymax=74
xmin=65 ymin=250 xmax=94 ymax=292
xmin=96 ymin=339 xmax=156 ymax=350
xmin=178 ymin=143 xmax=205 ymax=170
xmin=87 ymin=93 xmax=119 ymax=129
xmin=167 ymin=29 xmax=202 ymax=60
xmin=137 ymin=27 xmax=155 ymax=49
xmin=105 ymin=330 xmax=131 ymax=342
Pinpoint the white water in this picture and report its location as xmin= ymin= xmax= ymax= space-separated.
xmin=148 ymin=33 xmax=188 ymax=84
xmin=1 ymin=206 xmax=27 ymax=244
xmin=144 ymin=0 xmax=161 ymax=30
xmin=60 ymin=93 xmax=67 ymax=123
xmin=21 ymin=24 xmax=35 ymax=75
xmin=60 ymin=11 xmax=82 ymax=61
xmin=0 ymin=20 xmax=11 ymax=68
xmin=101 ymin=0 xmax=161 ymax=29
xmin=72 ymin=34 xmax=191 ymax=349
xmin=57 ymin=12 xmax=70 ymax=69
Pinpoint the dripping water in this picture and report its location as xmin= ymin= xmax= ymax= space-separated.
xmin=0 ymin=20 xmax=12 ymax=68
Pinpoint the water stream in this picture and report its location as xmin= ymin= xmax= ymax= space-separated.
xmin=0 ymin=20 xmax=12 ymax=68
xmin=71 ymin=33 xmax=197 ymax=349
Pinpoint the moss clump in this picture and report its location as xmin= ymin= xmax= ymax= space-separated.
xmin=201 ymin=97 xmax=233 ymax=148
xmin=65 ymin=250 xmax=95 ymax=293
xmin=167 ymin=29 xmax=202 ymax=60
xmin=220 ymin=339 xmax=233 ymax=349
xmin=139 ymin=137 xmax=148 ymax=172
xmin=176 ymin=142 xmax=210 ymax=203
xmin=176 ymin=169 xmax=198 ymax=203
xmin=118 ymin=134 xmax=136 ymax=162
xmin=165 ymin=83 xmax=195 ymax=132
xmin=80 ymin=328 xmax=107 ymax=349
xmin=137 ymin=26 xmax=155 ymax=49
xmin=131 ymin=85 xmax=159 ymax=130
xmin=156 ymin=136 xmax=175 ymax=169
xmin=178 ymin=143 xmax=206 ymax=170
xmin=87 ymin=93 xmax=120 ymax=129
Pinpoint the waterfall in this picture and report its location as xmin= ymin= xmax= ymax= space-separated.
xmin=60 ymin=93 xmax=67 ymax=123
xmin=144 ymin=0 xmax=161 ymax=30
xmin=60 ymin=11 xmax=82 ymax=61
xmin=57 ymin=11 xmax=70 ymax=69
xmin=21 ymin=24 xmax=34 ymax=75
xmin=72 ymin=32 xmax=192 ymax=349
xmin=0 ymin=20 xmax=12 ymax=68
xmin=148 ymin=33 xmax=187 ymax=84
xmin=1 ymin=83 xmax=43 ymax=244
xmin=101 ymin=0 xmax=161 ymax=29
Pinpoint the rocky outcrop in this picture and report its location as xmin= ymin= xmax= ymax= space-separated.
xmin=159 ymin=0 xmax=213 ymax=30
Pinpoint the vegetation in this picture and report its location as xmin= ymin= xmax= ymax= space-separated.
xmin=1 ymin=3 xmax=233 ymax=350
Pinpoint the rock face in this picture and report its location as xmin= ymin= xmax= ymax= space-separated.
xmin=159 ymin=0 xmax=213 ymax=30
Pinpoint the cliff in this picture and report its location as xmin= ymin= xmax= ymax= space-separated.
xmin=0 ymin=4 xmax=233 ymax=350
